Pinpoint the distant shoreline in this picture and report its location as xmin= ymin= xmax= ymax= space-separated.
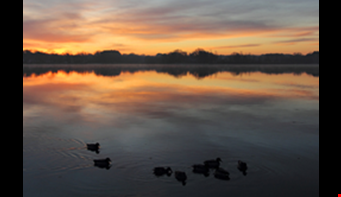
xmin=23 ymin=49 xmax=319 ymax=64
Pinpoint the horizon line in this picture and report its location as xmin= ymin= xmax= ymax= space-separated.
xmin=23 ymin=48 xmax=319 ymax=56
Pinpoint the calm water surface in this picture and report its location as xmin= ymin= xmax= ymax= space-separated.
xmin=23 ymin=64 xmax=319 ymax=197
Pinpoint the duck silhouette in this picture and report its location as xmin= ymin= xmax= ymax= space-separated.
xmin=204 ymin=157 xmax=222 ymax=169
xmin=214 ymin=167 xmax=230 ymax=180
xmin=174 ymin=171 xmax=187 ymax=185
xmin=87 ymin=142 xmax=100 ymax=154
xmin=192 ymin=164 xmax=209 ymax=177
xmin=93 ymin=158 xmax=111 ymax=169
xmin=153 ymin=167 xmax=173 ymax=177
xmin=237 ymin=160 xmax=248 ymax=175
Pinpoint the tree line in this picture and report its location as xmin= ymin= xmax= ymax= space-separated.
xmin=23 ymin=49 xmax=319 ymax=64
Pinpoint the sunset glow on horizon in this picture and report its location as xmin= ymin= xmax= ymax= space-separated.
xmin=23 ymin=0 xmax=319 ymax=55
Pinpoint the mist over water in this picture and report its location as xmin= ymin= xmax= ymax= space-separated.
xmin=23 ymin=64 xmax=319 ymax=197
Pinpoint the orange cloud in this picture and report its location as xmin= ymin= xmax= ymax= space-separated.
xmin=23 ymin=0 xmax=319 ymax=55
xmin=209 ymin=44 xmax=261 ymax=50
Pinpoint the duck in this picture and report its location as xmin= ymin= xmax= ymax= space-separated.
xmin=237 ymin=160 xmax=247 ymax=175
xmin=204 ymin=157 xmax=222 ymax=168
xmin=192 ymin=164 xmax=209 ymax=176
xmin=87 ymin=143 xmax=100 ymax=153
xmin=153 ymin=167 xmax=173 ymax=177
xmin=214 ymin=167 xmax=230 ymax=180
xmin=93 ymin=157 xmax=111 ymax=169
xmin=174 ymin=171 xmax=187 ymax=185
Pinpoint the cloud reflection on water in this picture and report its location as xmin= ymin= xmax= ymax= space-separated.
xmin=23 ymin=67 xmax=319 ymax=129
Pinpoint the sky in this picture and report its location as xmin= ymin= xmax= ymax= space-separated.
xmin=23 ymin=0 xmax=319 ymax=55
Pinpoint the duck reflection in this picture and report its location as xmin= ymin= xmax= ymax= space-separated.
xmin=192 ymin=164 xmax=209 ymax=177
xmin=87 ymin=142 xmax=100 ymax=154
xmin=174 ymin=171 xmax=187 ymax=186
xmin=214 ymin=167 xmax=230 ymax=180
xmin=153 ymin=167 xmax=173 ymax=177
xmin=237 ymin=160 xmax=248 ymax=176
xmin=93 ymin=158 xmax=111 ymax=170
xmin=204 ymin=157 xmax=222 ymax=169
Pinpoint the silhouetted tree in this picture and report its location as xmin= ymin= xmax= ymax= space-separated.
xmin=93 ymin=50 xmax=121 ymax=63
xmin=165 ymin=49 xmax=188 ymax=63
xmin=190 ymin=48 xmax=218 ymax=63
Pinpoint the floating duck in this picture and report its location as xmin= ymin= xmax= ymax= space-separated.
xmin=87 ymin=142 xmax=100 ymax=153
xmin=174 ymin=171 xmax=187 ymax=185
xmin=93 ymin=158 xmax=111 ymax=169
xmin=192 ymin=164 xmax=209 ymax=176
xmin=204 ymin=157 xmax=222 ymax=168
xmin=153 ymin=167 xmax=173 ymax=177
xmin=237 ymin=160 xmax=247 ymax=175
xmin=214 ymin=167 xmax=230 ymax=180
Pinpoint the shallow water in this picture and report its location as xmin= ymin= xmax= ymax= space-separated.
xmin=23 ymin=64 xmax=319 ymax=197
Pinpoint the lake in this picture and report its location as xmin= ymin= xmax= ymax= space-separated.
xmin=23 ymin=64 xmax=319 ymax=197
